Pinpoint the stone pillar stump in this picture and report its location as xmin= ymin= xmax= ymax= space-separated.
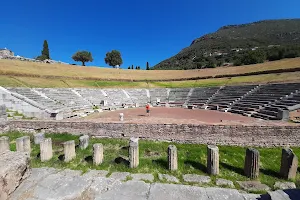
xmin=23 ymin=136 xmax=31 ymax=153
xmin=280 ymin=148 xmax=298 ymax=179
xmin=64 ymin=140 xmax=76 ymax=162
xmin=129 ymin=137 xmax=139 ymax=168
xmin=168 ymin=145 xmax=178 ymax=171
xmin=0 ymin=136 xmax=10 ymax=152
xmin=207 ymin=145 xmax=219 ymax=175
xmin=34 ymin=133 xmax=45 ymax=144
xmin=16 ymin=137 xmax=24 ymax=152
xmin=79 ymin=135 xmax=89 ymax=150
xmin=93 ymin=143 xmax=103 ymax=165
xmin=244 ymin=148 xmax=260 ymax=179
xmin=40 ymin=138 xmax=53 ymax=162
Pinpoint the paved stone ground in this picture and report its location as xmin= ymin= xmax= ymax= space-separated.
xmin=9 ymin=168 xmax=267 ymax=200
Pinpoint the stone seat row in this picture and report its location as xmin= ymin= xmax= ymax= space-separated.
xmin=3 ymin=82 xmax=300 ymax=120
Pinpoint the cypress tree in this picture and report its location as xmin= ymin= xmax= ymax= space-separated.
xmin=146 ymin=62 xmax=150 ymax=70
xmin=41 ymin=40 xmax=50 ymax=59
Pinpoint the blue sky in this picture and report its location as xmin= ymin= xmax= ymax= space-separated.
xmin=1 ymin=0 xmax=300 ymax=69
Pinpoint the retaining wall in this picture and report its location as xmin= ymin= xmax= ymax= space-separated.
xmin=1 ymin=120 xmax=300 ymax=147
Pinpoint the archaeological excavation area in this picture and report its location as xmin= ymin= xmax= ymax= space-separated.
xmin=1 ymin=82 xmax=300 ymax=199
xmin=0 ymin=131 xmax=300 ymax=199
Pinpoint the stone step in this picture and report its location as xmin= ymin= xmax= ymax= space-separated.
xmin=251 ymin=112 xmax=278 ymax=120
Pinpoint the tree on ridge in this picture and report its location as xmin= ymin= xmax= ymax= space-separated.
xmin=72 ymin=51 xmax=93 ymax=66
xmin=104 ymin=50 xmax=123 ymax=68
xmin=36 ymin=40 xmax=50 ymax=61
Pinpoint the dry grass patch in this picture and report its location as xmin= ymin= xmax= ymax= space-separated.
xmin=1 ymin=58 xmax=300 ymax=81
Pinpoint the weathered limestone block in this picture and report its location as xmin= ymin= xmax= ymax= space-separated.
xmin=119 ymin=113 xmax=124 ymax=121
xmin=34 ymin=133 xmax=45 ymax=144
xmin=0 ymin=151 xmax=30 ymax=200
xmin=207 ymin=145 xmax=219 ymax=175
xmin=23 ymin=136 xmax=31 ymax=153
xmin=16 ymin=137 xmax=24 ymax=152
xmin=93 ymin=143 xmax=103 ymax=165
xmin=0 ymin=136 xmax=10 ymax=152
xmin=79 ymin=135 xmax=89 ymax=150
xmin=40 ymin=138 xmax=53 ymax=162
xmin=168 ymin=145 xmax=178 ymax=171
xmin=244 ymin=148 xmax=260 ymax=179
xmin=280 ymin=148 xmax=298 ymax=179
xmin=129 ymin=137 xmax=139 ymax=168
xmin=16 ymin=136 xmax=31 ymax=153
xmin=63 ymin=140 xmax=76 ymax=162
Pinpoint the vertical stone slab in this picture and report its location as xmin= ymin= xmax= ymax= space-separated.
xmin=129 ymin=137 xmax=139 ymax=168
xmin=0 ymin=136 xmax=10 ymax=152
xmin=93 ymin=143 xmax=103 ymax=165
xmin=207 ymin=145 xmax=219 ymax=175
xmin=34 ymin=133 xmax=45 ymax=144
xmin=40 ymin=138 xmax=53 ymax=162
xmin=168 ymin=145 xmax=178 ymax=171
xmin=23 ymin=136 xmax=31 ymax=153
xmin=16 ymin=137 xmax=24 ymax=152
xmin=280 ymin=148 xmax=298 ymax=179
xmin=79 ymin=135 xmax=89 ymax=150
xmin=244 ymin=148 xmax=260 ymax=179
xmin=64 ymin=140 xmax=76 ymax=162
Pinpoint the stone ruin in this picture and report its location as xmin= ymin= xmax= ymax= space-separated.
xmin=0 ymin=48 xmax=69 ymax=64
xmin=1 ymin=135 xmax=300 ymax=199
xmin=0 ymin=105 xmax=7 ymax=121
xmin=0 ymin=48 xmax=14 ymax=58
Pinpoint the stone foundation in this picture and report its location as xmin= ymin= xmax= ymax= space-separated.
xmin=3 ymin=120 xmax=300 ymax=147
xmin=0 ymin=151 xmax=30 ymax=200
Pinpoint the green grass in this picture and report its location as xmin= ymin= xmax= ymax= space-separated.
xmin=1 ymin=131 xmax=300 ymax=191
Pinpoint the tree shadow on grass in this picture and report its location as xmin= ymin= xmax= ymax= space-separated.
xmin=220 ymin=162 xmax=244 ymax=176
xmin=152 ymin=158 xmax=168 ymax=169
xmin=184 ymin=160 xmax=207 ymax=173
xmin=260 ymin=168 xmax=280 ymax=178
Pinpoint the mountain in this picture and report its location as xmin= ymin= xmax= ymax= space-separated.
xmin=153 ymin=19 xmax=300 ymax=70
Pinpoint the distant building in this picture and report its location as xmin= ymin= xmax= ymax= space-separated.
xmin=0 ymin=48 xmax=14 ymax=58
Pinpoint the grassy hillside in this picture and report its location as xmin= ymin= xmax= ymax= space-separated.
xmin=154 ymin=19 xmax=300 ymax=69
xmin=0 ymin=58 xmax=300 ymax=88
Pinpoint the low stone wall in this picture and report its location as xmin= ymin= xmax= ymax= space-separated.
xmin=2 ymin=120 xmax=300 ymax=147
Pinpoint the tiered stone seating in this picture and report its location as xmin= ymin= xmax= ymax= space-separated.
xmin=103 ymin=89 xmax=133 ymax=106
xmin=168 ymin=88 xmax=190 ymax=106
xmin=6 ymin=87 xmax=64 ymax=111
xmin=229 ymin=83 xmax=300 ymax=120
xmin=74 ymin=88 xmax=107 ymax=106
xmin=207 ymin=85 xmax=257 ymax=110
xmin=253 ymin=83 xmax=300 ymax=120
xmin=126 ymin=89 xmax=149 ymax=106
xmin=36 ymin=88 xmax=92 ymax=110
xmin=149 ymin=88 xmax=169 ymax=104
xmin=187 ymin=87 xmax=219 ymax=107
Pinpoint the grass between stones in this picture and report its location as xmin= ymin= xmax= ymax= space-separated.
xmin=2 ymin=131 xmax=300 ymax=191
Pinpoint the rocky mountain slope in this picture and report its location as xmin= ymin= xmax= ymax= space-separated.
xmin=153 ymin=19 xmax=300 ymax=70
